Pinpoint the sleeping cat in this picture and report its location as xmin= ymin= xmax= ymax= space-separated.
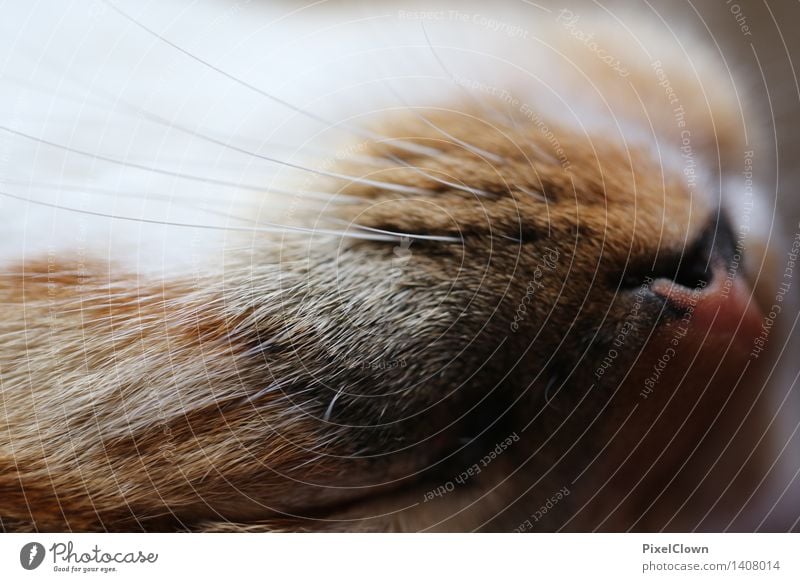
xmin=0 ymin=0 xmax=797 ymax=532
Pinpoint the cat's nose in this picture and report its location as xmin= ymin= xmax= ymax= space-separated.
xmin=648 ymin=216 xmax=764 ymax=348
xmin=625 ymin=214 xmax=732 ymax=294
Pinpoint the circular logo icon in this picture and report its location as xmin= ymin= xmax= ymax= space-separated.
xmin=19 ymin=542 xmax=46 ymax=570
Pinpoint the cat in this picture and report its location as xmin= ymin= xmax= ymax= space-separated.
xmin=0 ymin=0 xmax=797 ymax=532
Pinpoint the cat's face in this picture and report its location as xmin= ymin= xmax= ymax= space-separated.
xmin=289 ymin=106 xmax=766 ymax=529
xmin=0 ymin=0 xmax=791 ymax=535
xmin=340 ymin=108 xmax=760 ymax=383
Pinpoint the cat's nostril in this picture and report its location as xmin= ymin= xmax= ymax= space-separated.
xmin=622 ymin=215 xmax=735 ymax=293
xmin=622 ymin=244 xmax=713 ymax=292
xmin=666 ymin=247 xmax=713 ymax=290
xmin=622 ymin=253 xmax=712 ymax=292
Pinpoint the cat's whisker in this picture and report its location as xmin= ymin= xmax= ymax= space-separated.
xmin=325 ymin=217 xmax=465 ymax=242
xmin=409 ymin=109 xmax=505 ymax=164
xmin=2 ymin=180 xmax=266 ymax=228
xmin=239 ymin=381 xmax=284 ymax=407
xmin=322 ymin=387 xmax=346 ymax=422
xmin=420 ymin=21 xmax=519 ymax=132
xmin=6 ymin=44 xmax=494 ymax=203
xmin=0 ymin=178 xmax=291 ymax=210
xmin=3 ymin=70 xmax=394 ymax=170
xmin=101 ymin=0 xmax=443 ymax=159
xmin=382 ymin=79 xmax=505 ymax=164
xmin=518 ymin=185 xmax=547 ymax=202
xmin=497 ymin=233 xmax=523 ymax=243
xmin=381 ymin=152 xmax=493 ymax=197
xmin=88 ymin=102 xmax=436 ymax=196
xmin=18 ymin=65 xmax=427 ymax=197
xmin=0 ymin=125 xmax=364 ymax=203
xmin=0 ymin=188 xmax=460 ymax=243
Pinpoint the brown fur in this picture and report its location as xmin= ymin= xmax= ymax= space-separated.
xmin=0 ymin=15 xmax=779 ymax=532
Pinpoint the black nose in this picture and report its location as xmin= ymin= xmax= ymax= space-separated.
xmin=622 ymin=214 xmax=735 ymax=291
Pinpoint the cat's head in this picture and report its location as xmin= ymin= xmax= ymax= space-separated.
xmin=264 ymin=105 xmax=768 ymax=529
xmin=330 ymin=107 xmax=761 ymax=394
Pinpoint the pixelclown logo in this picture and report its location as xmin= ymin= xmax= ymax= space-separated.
xmin=20 ymin=542 xmax=46 ymax=570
